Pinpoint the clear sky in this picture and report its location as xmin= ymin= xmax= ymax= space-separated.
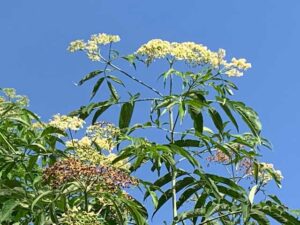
xmin=1 ymin=0 xmax=300 ymax=223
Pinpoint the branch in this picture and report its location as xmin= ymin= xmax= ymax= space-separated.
xmin=106 ymin=60 xmax=164 ymax=97
xmin=199 ymin=210 xmax=242 ymax=225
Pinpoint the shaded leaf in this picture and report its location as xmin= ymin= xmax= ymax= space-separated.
xmin=90 ymin=77 xmax=105 ymax=100
xmin=188 ymin=106 xmax=203 ymax=135
xmin=119 ymin=102 xmax=134 ymax=129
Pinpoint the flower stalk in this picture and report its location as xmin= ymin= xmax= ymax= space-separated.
xmin=168 ymin=71 xmax=178 ymax=223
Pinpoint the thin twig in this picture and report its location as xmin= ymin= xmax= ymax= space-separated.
xmin=103 ymin=58 xmax=164 ymax=97
xmin=198 ymin=210 xmax=242 ymax=224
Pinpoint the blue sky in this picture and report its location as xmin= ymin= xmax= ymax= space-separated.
xmin=1 ymin=0 xmax=300 ymax=223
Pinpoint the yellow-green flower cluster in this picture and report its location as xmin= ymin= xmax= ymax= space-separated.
xmin=254 ymin=162 xmax=283 ymax=184
xmin=86 ymin=122 xmax=120 ymax=151
xmin=49 ymin=114 xmax=85 ymax=131
xmin=231 ymin=57 xmax=252 ymax=70
xmin=136 ymin=39 xmax=171 ymax=60
xmin=31 ymin=122 xmax=45 ymax=130
xmin=1 ymin=88 xmax=29 ymax=107
xmin=2 ymin=88 xmax=17 ymax=99
xmin=224 ymin=57 xmax=252 ymax=77
xmin=60 ymin=208 xmax=102 ymax=225
xmin=170 ymin=42 xmax=226 ymax=67
xmin=135 ymin=39 xmax=251 ymax=77
xmin=0 ymin=88 xmax=29 ymax=116
xmin=136 ymin=40 xmax=226 ymax=66
xmin=66 ymin=137 xmax=102 ymax=164
xmin=68 ymin=33 xmax=120 ymax=61
xmin=66 ymin=136 xmax=130 ymax=170
xmin=85 ymin=40 xmax=101 ymax=61
xmin=66 ymin=136 xmax=92 ymax=148
xmin=67 ymin=40 xmax=86 ymax=52
xmin=90 ymin=33 xmax=120 ymax=45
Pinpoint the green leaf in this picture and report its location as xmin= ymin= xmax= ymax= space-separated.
xmin=217 ymin=185 xmax=246 ymax=202
xmin=107 ymin=81 xmax=119 ymax=101
xmin=266 ymin=168 xmax=282 ymax=188
xmin=31 ymin=190 xmax=52 ymax=211
xmin=49 ymin=203 xmax=59 ymax=224
xmin=120 ymin=197 xmax=148 ymax=225
xmin=28 ymin=155 xmax=39 ymax=171
xmin=153 ymin=177 xmax=195 ymax=217
xmin=90 ymin=77 xmax=105 ymax=100
xmin=154 ymin=97 xmax=177 ymax=111
xmin=119 ymin=102 xmax=134 ymax=129
xmin=178 ymin=101 xmax=186 ymax=123
xmin=0 ymin=199 xmax=19 ymax=223
xmin=169 ymin=144 xmax=199 ymax=167
xmin=105 ymin=195 xmax=128 ymax=225
xmin=9 ymin=116 xmax=31 ymax=126
xmin=174 ymin=139 xmax=202 ymax=147
xmin=188 ymin=106 xmax=203 ymax=135
xmin=177 ymin=183 xmax=202 ymax=209
xmin=250 ymin=209 xmax=270 ymax=225
xmin=194 ymin=170 xmax=223 ymax=199
xmin=0 ymin=132 xmax=16 ymax=152
xmin=193 ymin=193 xmax=208 ymax=224
xmin=204 ymin=202 xmax=220 ymax=219
xmin=28 ymin=143 xmax=47 ymax=153
xmin=175 ymin=208 xmax=205 ymax=222
xmin=268 ymin=195 xmax=284 ymax=206
xmin=112 ymin=146 xmax=135 ymax=164
xmin=147 ymin=189 xmax=158 ymax=208
xmin=258 ymin=204 xmax=289 ymax=224
xmin=107 ymin=75 xmax=125 ymax=87
xmin=35 ymin=211 xmax=46 ymax=225
xmin=290 ymin=209 xmax=300 ymax=217
xmin=22 ymin=108 xmax=41 ymax=122
xmin=206 ymin=173 xmax=247 ymax=197
xmin=194 ymin=193 xmax=208 ymax=210
xmin=78 ymin=70 xmax=103 ymax=86
xmin=122 ymin=54 xmax=137 ymax=69
xmin=41 ymin=126 xmax=66 ymax=137
xmin=249 ymin=185 xmax=258 ymax=205
xmin=261 ymin=137 xmax=272 ymax=149
xmin=160 ymin=68 xmax=176 ymax=80
xmin=208 ymin=108 xmax=224 ymax=134
xmin=253 ymin=161 xmax=259 ymax=183
xmin=92 ymin=103 xmax=112 ymax=124
xmin=229 ymin=100 xmax=262 ymax=137
xmin=144 ymin=169 xmax=187 ymax=199
xmin=242 ymin=203 xmax=250 ymax=223
xmin=220 ymin=102 xmax=239 ymax=132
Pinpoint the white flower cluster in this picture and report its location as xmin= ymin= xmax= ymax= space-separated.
xmin=256 ymin=162 xmax=283 ymax=184
xmin=49 ymin=114 xmax=85 ymax=131
xmin=136 ymin=39 xmax=251 ymax=77
xmin=66 ymin=136 xmax=130 ymax=170
xmin=60 ymin=207 xmax=101 ymax=225
xmin=86 ymin=122 xmax=120 ymax=151
xmin=68 ymin=33 xmax=120 ymax=61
